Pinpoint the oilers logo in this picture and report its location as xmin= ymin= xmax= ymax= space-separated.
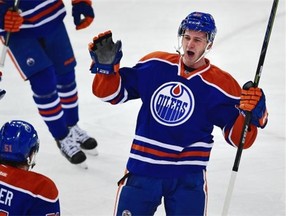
xmin=150 ymin=82 xmax=194 ymax=126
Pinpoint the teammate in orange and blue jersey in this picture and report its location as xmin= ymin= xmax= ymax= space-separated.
xmin=89 ymin=12 xmax=268 ymax=215
xmin=0 ymin=120 xmax=60 ymax=215
xmin=0 ymin=0 xmax=98 ymax=168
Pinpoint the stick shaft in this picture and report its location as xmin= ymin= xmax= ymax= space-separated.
xmin=222 ymin=0 xmax=279 ymax=215
xmin=0 ymin=0 xmax=21 ymax=67
xmin=222 ymin=171 xmax=237 ymax=216
xmin=233 ymin=0 xmax=279 ymax=173
xmin=253 ymin=0 xmax=279 ymax=87
xmin=0 ymin=45 xmax=8 ymax=67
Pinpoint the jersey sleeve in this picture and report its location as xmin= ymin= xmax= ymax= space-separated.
xmin=91 ymin=52 xmax=164 ymax=104
xmin=201 ymin=65 xmax=258 ymax=149
xmin=92 ymin=66 xmax=140 ymax=104
xmin=224 ymin=111 xmax=258 ymax=149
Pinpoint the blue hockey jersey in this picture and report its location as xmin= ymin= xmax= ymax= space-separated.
xmin=92 ymin=51 xmax=258 ymax=178
xmin=0 ymin=0 xmax=66 ymax=36
xmin=0 ymin=164 xmax=60 ymax=215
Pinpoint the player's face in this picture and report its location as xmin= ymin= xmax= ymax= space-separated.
xmin=181 ymin=30 xmax=209 ymax=68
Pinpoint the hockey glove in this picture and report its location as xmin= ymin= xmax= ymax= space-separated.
xmin=72 ymin=0 xmax=94 ymax=30
xmin=4 ymin=9 xmax=23 ymax=32
xmin=239 ymin=81 xmax=268 ymax=128
xmin=88 ymin=30 xmax=123 ymax=74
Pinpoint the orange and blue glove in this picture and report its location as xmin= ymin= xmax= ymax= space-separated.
xmin=88 ymin=30 xmax=123 ymax=74
xmin=72 ymin=0 xmax=94 ymax=30
xmin=239 ymin=81 xmax=268 ymax=128
xmin=4 ymin=9 xmax=23 ymax=32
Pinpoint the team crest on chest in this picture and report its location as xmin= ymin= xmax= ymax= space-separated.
xmin=150 ymin=82 xmax=194 ymax=126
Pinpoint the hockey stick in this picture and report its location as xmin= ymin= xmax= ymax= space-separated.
xmin=0 ymin=0 xmax=21 ymax=67
xmin=221 ymin=0 xmax=279 ymax=215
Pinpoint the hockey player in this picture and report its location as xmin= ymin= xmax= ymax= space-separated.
xmin=0 ymin=0 xmax=98 ymax=168
xmin=88 ymin=12 xmax=268 ymax=215
xmin=0 ymin=120 xmax=60 ymax=215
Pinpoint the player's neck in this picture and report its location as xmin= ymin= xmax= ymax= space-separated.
xmin=184 ymin=64 xmax=195 ymax=74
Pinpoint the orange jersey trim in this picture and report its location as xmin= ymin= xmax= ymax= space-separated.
xmin=25 ymin=1 xmax=63 ymax=23
xmin=132 ymin=143 xmax=210 ymax=158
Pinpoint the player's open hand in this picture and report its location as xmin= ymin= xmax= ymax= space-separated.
xmin=88 ymin=30 xmax=123 ymax=74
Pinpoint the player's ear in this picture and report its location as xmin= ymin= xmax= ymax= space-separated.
xmin=207 ymin=42 xmax=213 ymax=50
